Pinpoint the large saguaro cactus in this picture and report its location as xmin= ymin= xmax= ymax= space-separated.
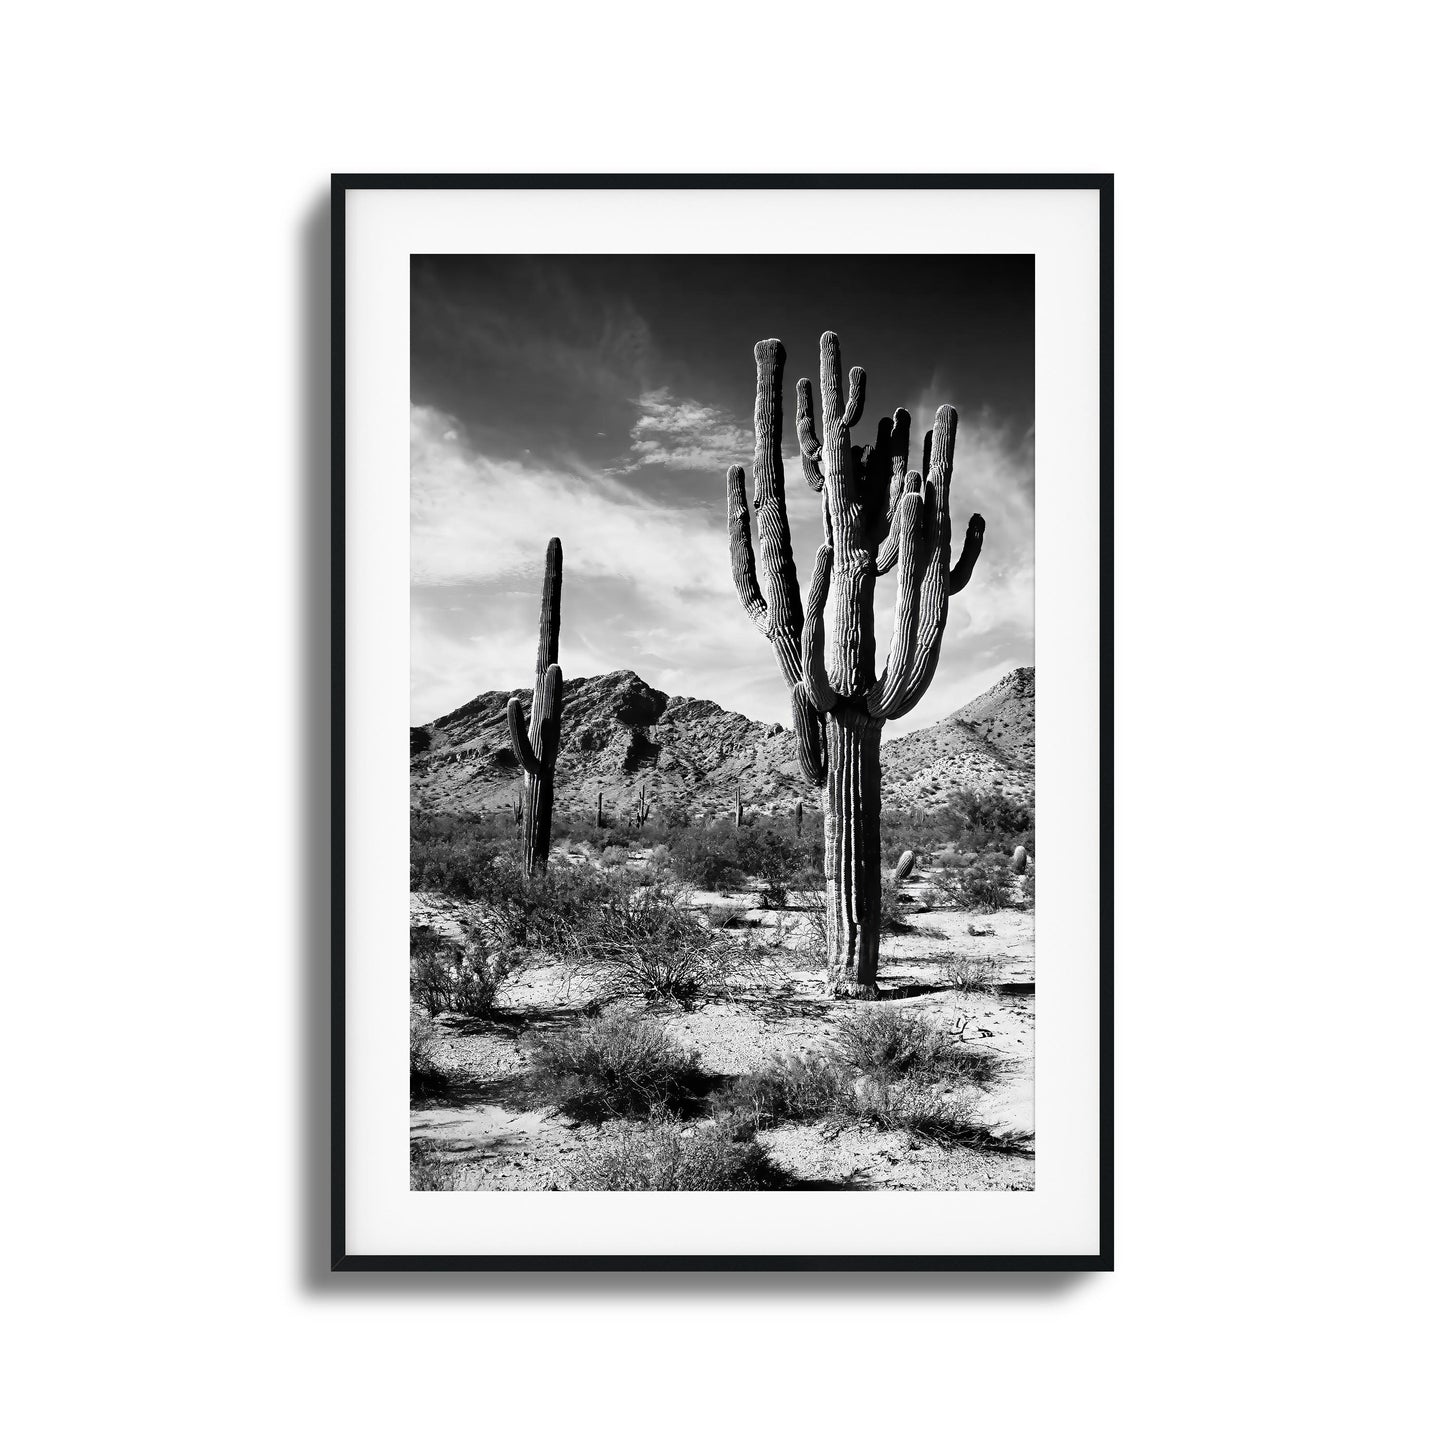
xmin=506 ymin=538 xmax=564 ymax=876
xmin=728 ymin=336 xmax=985 ymax=995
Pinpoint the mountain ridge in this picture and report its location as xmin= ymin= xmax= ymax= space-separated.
xmin=411 ymin=666 xmax=1035 ymax=819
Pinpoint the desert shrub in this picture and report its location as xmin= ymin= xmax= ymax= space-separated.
xmin=706 ymin=901 xmax=747 ymax=929
xmin=410 ymin=810 xmax=512 ymax=899
xmin=600 ymin=844 xmax=630 ymax=868
xmin=735 ymin=826 xmax=806 ymax=908
xmin=409 ymin=1138 xmax=482 ymax=1190
xmin=712 ymin=1041 xmax=1024 ymax=1154
xmin=563 ymin=876 xmax=745 ymax=1003
xmin=788 ymin=876 xmax=830 ymax=968
xmin=665 ymin=823 xmax=746 ymax=892
xmin=410 ymin=923 xmax=518 ymax=1017
xmin=564 ymin=1112 xmax=786 ymax=1191
xmin=469 ymin=857 xmax=618 ymax=951
xmin=714 ymin=1052 xmax=852 ymax=1129
xmin=835 ymin=1010 xmax=1007 ymax=1091
xmin=836 ymin=1009 xmax=944 ymax=1079
xmin=531 ymin=1012 xmax=707 ymax=1122
xmin=930 ymin=853 xmax=1015 ymax=912
xmin=857 ymin=1082 xmax=1032 ymax=1152
xmin=942 ymin=955 xmax=1001 ymax=995
xmin=879 ymin=874 xmax=907 ymax=931
xmin=409 ymin=1015 xmax=451 ymax=1102
xmin=948 ymin=786 xmax=1034 ymax=839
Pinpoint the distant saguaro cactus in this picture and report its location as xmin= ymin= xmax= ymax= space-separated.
xmin=596 ymin=790 xmax=604 ymax=828
xmin=506 ymin=538 xmax=564 ymax=876
xmin=794 ymin=799 xmax=804 ymax=838
xmin=633 ymin=784 xmax=651 ymax=829
xmin=894 ymin=849 xmax=916 ymax=884
xmin=728 ymin=335 xmax=985 ymax=995
xmin=734 ymin=782 xmax=744 ymax=828
xmin=511 ymin=788 xmax=524 ymax=829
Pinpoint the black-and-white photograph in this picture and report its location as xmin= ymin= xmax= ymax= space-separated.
xmin=407 ymin=254 xmax=1038 ymax=1191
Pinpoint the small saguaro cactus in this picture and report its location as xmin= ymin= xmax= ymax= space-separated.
xmin=511 ymin=788 xmax=524 ymax=829
xmin=633 ymin=784 xmax=651 ymax=829
xmin=894 ymin=849 xmax=916 ymax=884
xmin=794 ymin=798 xmax=804 ymax=838
xmin=728 ymin=335 xmax=985 ymax=995
xmin=1011 ymin=845 xmax=1029 ymax=874
xmin=506 ymin=538 xmax=564 ymax=877
xmin=734 ymin=782 xmax=745 ymax=828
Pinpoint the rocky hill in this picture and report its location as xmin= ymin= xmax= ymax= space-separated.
xmin=411 ymin=666 xmax=1034 ymax=822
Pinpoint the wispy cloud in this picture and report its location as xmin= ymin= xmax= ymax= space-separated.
xmin=412 ymin=397 xmax=1033 ymax=736
xmin=613 ymin=388 xmax=754 ymax=474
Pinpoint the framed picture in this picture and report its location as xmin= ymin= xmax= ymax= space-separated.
xmin=333 ymin=174 xmax=1112 ymax=1270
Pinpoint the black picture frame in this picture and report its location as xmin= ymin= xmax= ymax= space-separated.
xmin=331 ymin=173 xmax=1113 ymax=1272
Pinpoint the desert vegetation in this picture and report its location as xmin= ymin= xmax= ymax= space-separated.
xmin=409 ymin=771 xmax=1035 ymax=1191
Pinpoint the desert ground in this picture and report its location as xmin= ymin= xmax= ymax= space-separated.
xmin=410 ymin=841 xmax=1034 ymax=1192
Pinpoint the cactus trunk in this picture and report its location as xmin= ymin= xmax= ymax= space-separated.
xmin=525 ymin=768 xmax=554 ymax=873
xmin=824 ymin=707 xmax=884 ymax=995
xmin=506 ymin=538 xmax=564 ymax=878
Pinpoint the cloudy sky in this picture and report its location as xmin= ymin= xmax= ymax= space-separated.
xmin=411 ymin=254 xmax=1033 ymax=734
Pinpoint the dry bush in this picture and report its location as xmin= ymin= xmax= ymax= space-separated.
xmin=531 ymin=1011 xmax=707 ymax=1122
xmin=929 ymin=853 xmax=1016 ymax=912
xmin=711 ymin=1019 xmax=1026 ymax=1154
xmin=714 ymin=1052 xmax=852 ymax=1130
xmin=409 ymin=1139 xmax=483 ymax=1190
xmin=561 ymin=875 xmax=751 ymax=1004
xmin=409 ymin=1015 xmax=451 ymax=1103
xmin=410 ymin=923 xmax=518 ymax=1018
xmin=564 ymin=1112 xmax=787 ymax=1191
xmin=835 ymin=1009 xmax=945 ymax=1079
xmin=706 ymin=901 xmax=747 ymax=929
xmin=942 ymin=955 xmax=1002 ymax=995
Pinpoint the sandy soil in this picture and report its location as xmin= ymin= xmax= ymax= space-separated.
xmin=410 ymin=860 xmax=1034 ymax=1191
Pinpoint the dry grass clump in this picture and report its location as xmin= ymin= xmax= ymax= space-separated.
xmin=929 ymin=853 xmax=1016 ymax=912
xmin=942 ymin=955 xmax=1002 ymax=995
xmin=564 ymin=1112 xmax=788 ymax=1191
xmin=531 ymin=1011 xmax=708 ymax=1123
xmin=713 ymin=1010 xmax=1026 ymax=1154
xmin=562 ymin=876 xmax=752 ymax=1004
xmin=409 ymin=1138 xmax=483 ymax=1190
xmin=713 ymin=1052 xmax=852 ymax=1130
xmin=409 ymin=1015 xmax=452 ymax=1103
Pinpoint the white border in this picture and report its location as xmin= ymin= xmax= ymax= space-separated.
xmin=345 ymin=185 xmax=1101 ymax=1257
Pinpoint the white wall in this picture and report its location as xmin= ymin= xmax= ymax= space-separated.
xmin=2 ymin=4 xmax=1438 ymax=1442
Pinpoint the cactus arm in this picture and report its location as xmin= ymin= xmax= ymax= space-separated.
xmin=795 ymin=379 xmax=825 ymax=492
xmin=841 ymin=366 xmax=866 ymax=428
xmin=871 ymin=408 xmax=912 ymax=564
xmin=800 ymin=545 xmax=839 ymax=713
xmin=727 ymin=465 xmax=770 ymax=637
xmin=507 ymin=697 xmax=539 ymax=774
xmin=948 ymin=512 xmax=986 ymax=594
xmin=536 ymin=663 xmax=563 ymax=768
xmin=895 ymin=406 xmax=958 ymax=705
xmin=867 ymin=481 xmax=929 ymax=720
xmin=791 ymin=683 xmax=827 ymax=786
xmin=749 ymin=340 xmax=804 ymax=680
